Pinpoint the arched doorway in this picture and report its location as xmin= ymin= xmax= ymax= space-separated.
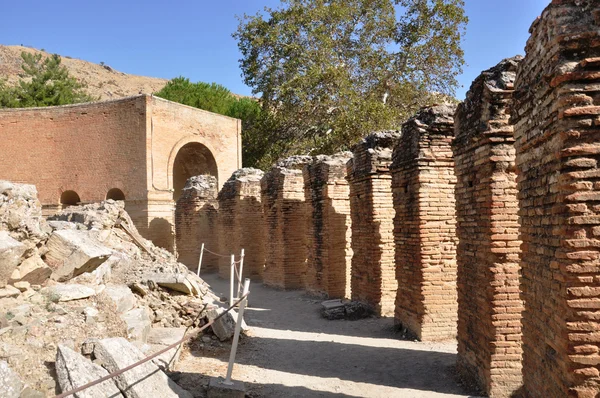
xmin=172 ymin=142 xmax=218 ymax=201
xmin=106 ymin=188 xmax=126 ymax=201
xmin=60 ymin=190 xmax=81 ymax=209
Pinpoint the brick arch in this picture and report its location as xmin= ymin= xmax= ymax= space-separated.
xmin=167 ymin=137 xmax=219 ymax=201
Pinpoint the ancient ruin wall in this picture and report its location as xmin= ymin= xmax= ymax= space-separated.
xmin=175 ymin=176 xmax=219 ymax=272
xmin=217 ymin=168 xmax=265 ymax=281
xmin=453 ymin=58 xmax=523 ymax=397
xmin=261 ymin=156 xmax=312 ymax=289
xmin=348 ymin=132 xmax=400 ymax=316
xmin=303 ymin=153 xmax=353 ymax=299
xmin=512 ymin=2 xmax=600 ymax=396
xmin=392 ymin=105 xmax=458 ymax=341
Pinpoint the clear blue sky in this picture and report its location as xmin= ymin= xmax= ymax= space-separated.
xmin=1 ymin=0 xmax=549 ymax=101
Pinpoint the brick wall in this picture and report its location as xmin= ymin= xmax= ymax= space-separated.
xmin=348 ymin=132 xmax=400 ymax=316
xmin=261 ymin=156 xmax=312 ymax=289
xmin=391 ymin=105 xmax=458 ymax=341
xmin=453 ymin=58 xmax=523 ymax=396
xmin=174 ymin=176 xmax=219 ymax=272
xmin=512 ymin=1 xmax=600 ymax=396
xmin=218 ymin=168 xmax=265 ymax=280
xmin=303 ymin=153 xmax=353 ymax=299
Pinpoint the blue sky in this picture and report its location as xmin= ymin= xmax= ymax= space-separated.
xmin=1 ymin=0 xmax=549 ymax=101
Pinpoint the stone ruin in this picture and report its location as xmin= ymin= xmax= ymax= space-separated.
xmin=217 ymin=168 xmax=265 ymax=280
xmin=347 ymin=132 xmax=400 ymax=316
xmin=174 ymin=175 xmax=219 ymax=272
xmin=391 ymin=104 xmax=458 ymax=341
xmin=513 ymin=1 xmax=600 ymax=396
xmin=303 ymin=153 xmax=353 ymax=299
xmin=453 ymin=57 xmax=523 ymax=396
xmin=261 ymin=156 xmax=312 ymax=289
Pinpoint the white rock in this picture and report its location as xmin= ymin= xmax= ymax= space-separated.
xmin=0 ymin=231 xmax=26 ymax=287
xmin=0 ymin=285 xmax=20 ymax=299
xmin=104 ymin=284 xmax=136 ymax=314
xmin=10 ymin=255 xmax=52 ymax=285
xmin=147 ymin=327 xmax=186 ymax=346
xmin=41 ymin=284 xmax=96 ymax=302
xmin=93 ymin=337 xmax=193 ymax=398
xmin=45 ymin=230 xmax=112 ymax=281
xmin=55 ymin=345 xmax=123 ymax=398
xmin=0 ymin=360 xmax=22 ymax=398
xmin=121 ymin=307 xmax=152 ymax=342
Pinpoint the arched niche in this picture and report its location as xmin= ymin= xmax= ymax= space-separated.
xmin=106 ymin=188 xmax=126 ymax=201
xmin=172 ymin=142 xmax=218 ymax=201
xmin=60 ymin=190 xmax=81 ymax=209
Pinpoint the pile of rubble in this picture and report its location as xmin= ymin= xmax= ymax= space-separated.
xmin=0 ymin=181 xmax=235 ymax=397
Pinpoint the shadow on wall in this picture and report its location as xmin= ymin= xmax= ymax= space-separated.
xmin=149 ymin=217 xmax=174 ymax=252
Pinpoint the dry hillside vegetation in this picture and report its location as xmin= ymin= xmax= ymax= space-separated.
xmin=0 ymin=45 xmax=168 ymax=100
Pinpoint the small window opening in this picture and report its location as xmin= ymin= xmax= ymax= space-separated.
xmin=106 ymin=188 xmax=126 ymax=201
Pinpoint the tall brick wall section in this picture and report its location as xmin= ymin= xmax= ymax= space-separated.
xmin=453 ymin=58 xmax=523 ymax=397
xmin=512 ymin=2 xmax=600 ymax=396
xmin=261 ymin=156 xmax=312 ymax=289
xmin=391 ymin=105 xmax=458 ymax=341
xmin=218 ymin=168 xmax=265 ymax=281
xmin=348 ymin=132 xmax=400 ymax=316
xmin=175 ymin=176 xmax=219 ymax=272
xmin=303 ymin=152 xmax=353 ymax=299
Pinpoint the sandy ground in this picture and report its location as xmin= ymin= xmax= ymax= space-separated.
xmin=176 ymin=273 xmax=480 ymax=398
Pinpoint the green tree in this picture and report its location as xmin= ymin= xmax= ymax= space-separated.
xmin=234 ymin=0 xmax=467 ymax=159
xmin=0 ymin=52 xmax=96 ymax=108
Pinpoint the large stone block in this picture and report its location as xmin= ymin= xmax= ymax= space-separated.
xmin=0 ymin=231 xmax=26 ymax=287
xmin=45 ymin=230 xmax=112 ymax=281
xmin=93 ymin=337 xmax=192 ymax=398
xmin=9 ymin=254 xmax=52 ymax=285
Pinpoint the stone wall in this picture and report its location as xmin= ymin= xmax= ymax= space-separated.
xmin=391 ymin=105 xmax=458 ymax=341
xmin=174 ymin=176 xmax=219 ymax=272
xmin=453 ymin=58 xmax=523 ymax=396
xmin=261 ymin=156 xmax=312 ymax=289
xmin=303 ymin=153 xmax=353 ymax=299
xmin=512 ymin=1 xmax=600 ymax=396
xmin=347 ymin=132 xmax=400 ymax=316
xmin=218 ymin=168 xmax=265 ymax=281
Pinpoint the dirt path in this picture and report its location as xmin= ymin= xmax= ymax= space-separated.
xmin=176 ymin=273 xmax=479 ymax=398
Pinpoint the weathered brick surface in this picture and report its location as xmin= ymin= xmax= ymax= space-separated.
xmin=261 ymin=156 xmax=312 ymax=289
xmin=218 ymin=168 xmax=265 ymax=280
xmin=453 ymin=58 xmax=523 ymax=397
xmin=175 ymin=176 xmax=219 ymax=272
xmin=391 ymin=105 xmax=458 ymax=341
xmin=348 ymin=132 xmax=400 ymax=316
xmin=512 ymin=2 xmax=600 ymax=396
xmin=303 ymin=153 xmax=353 ymax=299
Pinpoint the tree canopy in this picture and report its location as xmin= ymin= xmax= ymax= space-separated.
xmin=0 ymin=52 xmax=96 ymax=108
xmin=234 ymin=0 xmax=467 ymax=162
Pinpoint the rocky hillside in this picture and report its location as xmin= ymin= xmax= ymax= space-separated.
xmin=0 ymin=45 xmax=168 ymax=100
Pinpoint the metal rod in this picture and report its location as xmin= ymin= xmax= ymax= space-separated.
xmin=230 ymin=254 xmax=235 ymax=306
xmin=237 ymin=248 xmax=245 ymax=297
xmin=224 ymin=278 xmax=250 ymax=384
xmin=197 ymin=243 xmax=204 ymax=277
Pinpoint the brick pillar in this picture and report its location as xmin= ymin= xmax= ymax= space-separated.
xmin=391 ymin=105 xmax=458 ymax=341
xmin=174 ymin=175 xmax=219 ymax=272
xmin=347 ymin=132 xmax=400 ymax=316
xmin=303 ymin=152 xmax=353 ymax=299
xmin=453 ymin=58 xmax=523 ymax=397
xmin=261 ymin=156 xmax=312 ymax=289
xmin=217 ymin=168 xmax=265 ymax=280
xmin=512 ymin=2 xmax=600 ymax=396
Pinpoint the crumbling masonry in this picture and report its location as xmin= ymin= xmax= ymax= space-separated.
xmin=347 ymin=132 xmax=400 ymax=316
xmin=303 ymin=153 xmax=354 ymax=299
xmin=391 ymin=105 xmax=458 ymax=341
xmin=217 ymin=168 xmax=265 ymax=280
xmin=512 ymin=1 xmax=600 ymax=396
xmin=174 ymin=176 xmax=219 ymax=272
xmin=453 ymin=58 xmax=523 ymax=397
xmin=261 ymin=157 xmax=312 ymax=289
